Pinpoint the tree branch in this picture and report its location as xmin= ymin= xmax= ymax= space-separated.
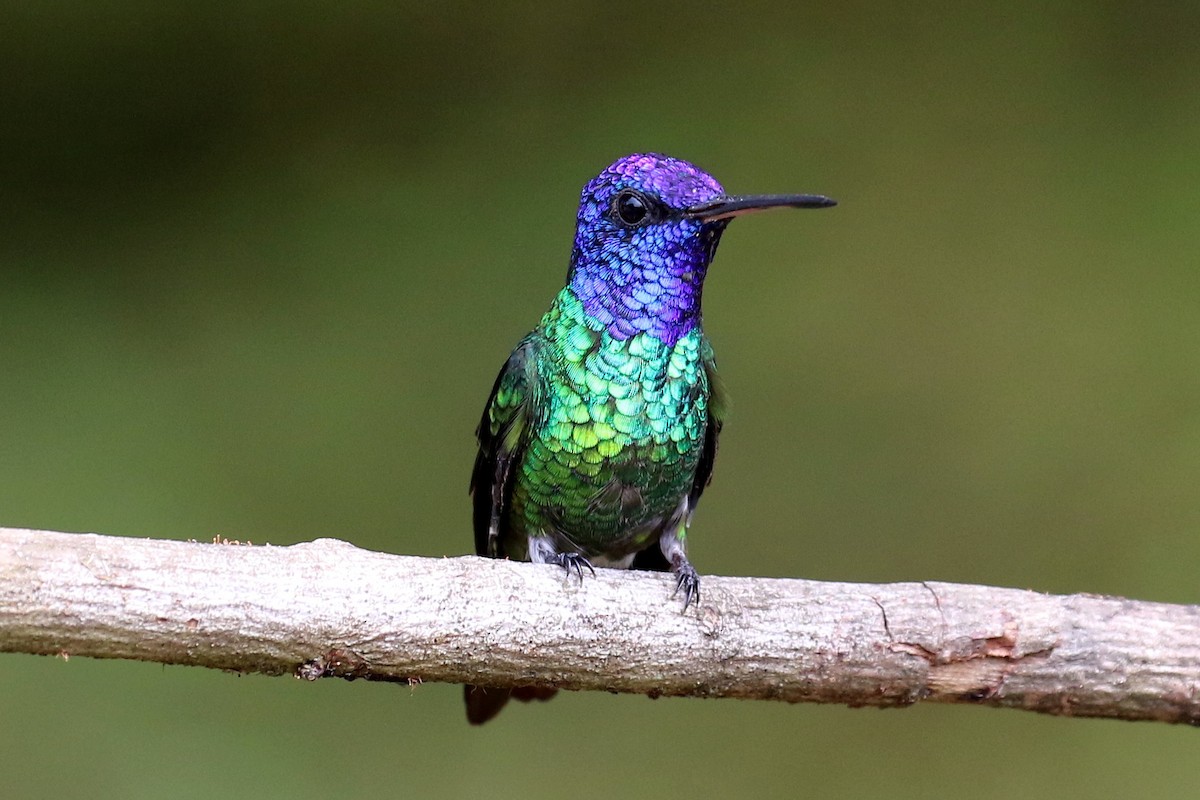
xmin=1 ymin=526 xmax=1198 ymax=725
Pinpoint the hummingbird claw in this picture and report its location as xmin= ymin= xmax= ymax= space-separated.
xmin=557 ymin=552 xmax=595 ymax=583
xmin=671 ymin=563 xmax=701 ymax=611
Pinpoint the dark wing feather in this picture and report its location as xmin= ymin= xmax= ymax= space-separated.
xmin=469 ymin=338 xmax=540 ymax=558
xmin=465 ymin=339 xmax=548 ymax=724
xmin=688 ymin=339 xmax=728 ymax=509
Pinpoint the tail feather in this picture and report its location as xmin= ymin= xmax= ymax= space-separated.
xmin=464 ymin=684 xmax=558 ymax=725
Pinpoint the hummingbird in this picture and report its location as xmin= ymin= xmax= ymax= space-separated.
xmin=467 ymin=153 xmax=834 ymax=723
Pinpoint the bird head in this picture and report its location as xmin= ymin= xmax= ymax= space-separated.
xmin=567 ymin=153 xmax=833 ymax=343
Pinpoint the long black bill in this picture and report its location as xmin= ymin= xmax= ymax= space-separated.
xmin=684 ymin=193 xmax=836 ymax=222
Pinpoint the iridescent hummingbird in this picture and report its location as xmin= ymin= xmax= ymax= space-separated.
xmin=467 ymin=153 xmax=834 ymax=723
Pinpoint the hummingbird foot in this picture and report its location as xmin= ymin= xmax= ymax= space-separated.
xmin=659 ymin=524 xmax=700 ymax=610
xmin=554 ymin=551 xmax=597 ymax=583
xmin=671 ymin=560 xmax=701 ymax=610
xmin=528 ymin=535 xmax=596 ymax=582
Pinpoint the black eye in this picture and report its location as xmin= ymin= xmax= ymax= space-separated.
xmin=613 ymin=190 xmax=653 ymax=227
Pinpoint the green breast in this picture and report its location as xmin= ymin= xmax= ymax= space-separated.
xmin=508 ymin=290 xmax=710 ymax=557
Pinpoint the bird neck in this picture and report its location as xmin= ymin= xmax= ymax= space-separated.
xmin=565 ymin=250 xmax=706 ymax=347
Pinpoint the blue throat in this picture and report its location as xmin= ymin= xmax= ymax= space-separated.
xmin=567 ymin=253 xmax=704 ymax=345
xmin=567 ymin=219 xmax=727 ymax=346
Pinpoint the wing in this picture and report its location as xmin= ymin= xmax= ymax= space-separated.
xmin=630 ymin=336 xmax=728 ymax=573
xmin=469 ymin=337 xmax=541 ymax=558
xmin=465 ymin=338 xmax=549 ymax=724
xmin=689 ymin=335 xmax=728 ymax=510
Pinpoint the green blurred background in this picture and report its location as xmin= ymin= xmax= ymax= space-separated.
xmin=2 ymin=2 xmax=1198 ymax=796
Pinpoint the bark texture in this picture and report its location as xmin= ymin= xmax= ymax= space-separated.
xmin=1 ymin=526 xmax=1198 ymax=725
